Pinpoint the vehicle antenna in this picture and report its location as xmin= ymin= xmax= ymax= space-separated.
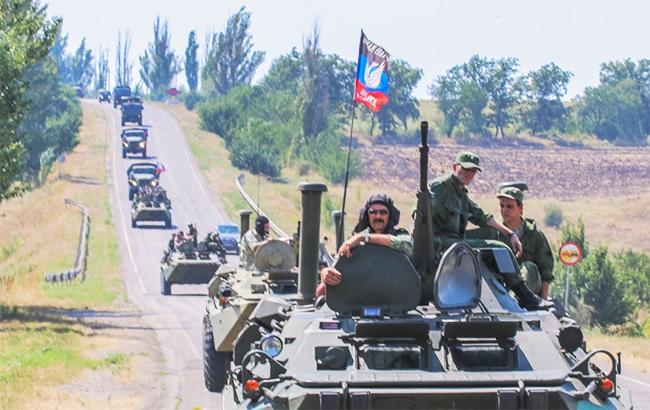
xmin=338 ymin=103 xmax=357 ymax=249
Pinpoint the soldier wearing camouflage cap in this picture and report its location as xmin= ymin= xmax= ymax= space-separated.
xmin=496 ymin=186 xmax=555 ymax=300
xmin=429 ymin=152 xmax=552 ymax=310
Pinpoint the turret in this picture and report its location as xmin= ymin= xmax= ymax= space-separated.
xmin=297 ymin=182 xmax=328 ymax=301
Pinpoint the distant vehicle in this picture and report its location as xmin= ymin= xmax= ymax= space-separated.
xmin=121 ymin=128 xmax=148 ymax=158
xmin=121 ymin=96 xmax=143 ymax=126
xmin=112 ymin=85 xmax=132 ymax=108
xmin=214 ymin=223 xmax=240 ymax=254
xmin=126 ymin=162 xmax=161 ymax=201
xmin=98 ymin=89 xmax=111 ymax=103
xmin=131 ymin=185 xmax=172 ymax=228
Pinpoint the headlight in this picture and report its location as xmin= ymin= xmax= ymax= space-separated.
xmin=128 ymin=179 xmax=137 ymax=186
xmin=260 ymin=334 xmax=283 ymax=358
xmin=122 ymin=141 xmax=128 ymax=147
xmin=139 ymin=141 xmax=146 ymax=148
xmin=150 ymin=180 xmax=159 ymax=186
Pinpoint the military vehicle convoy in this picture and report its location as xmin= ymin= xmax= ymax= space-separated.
xmin=160 ymin=228 xmax=228 ymax=295
xmin=98 ymin=89 xmax=111 ymax=103
xmin=112 ymin=85 xmax=131 ymax=108
xmin=126 ymin=162 xmax=161 ymax=200
xmin=121 ymin=127 xmax=148 ymax=158
xmin=121 ymin=96 xmax=144 ymax=126
xmin=130 ymin=185 xmax=172 ymax=228
xmin=213 ymin=123 xmax=632 ymax=409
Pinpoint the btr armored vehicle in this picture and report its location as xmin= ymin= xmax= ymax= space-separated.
xmin=126 ymin=162 xmax=161 ymax=201
xmin=121 ymin=127 xmax=148 ymax=158
xmin=160 ymin=229 xmax=228 ymax=295
xmin=130 ymin=185 xmax=172 ymax=228
xmin=112 ymin=85 xmax=131 ymax=108
xmin=219 ymin=124 xmax=633 ymax=409
xmin=121 ymin=96 xmax=143 ymax=126
xmin=98 ymin=89 xmax=111 ymax=103
xmin=214 ymin=222 xmax=241 ymax=254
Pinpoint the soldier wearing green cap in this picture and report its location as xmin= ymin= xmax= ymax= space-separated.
xmin=429 ymin=152 xmax=553 ymax=310
xmin=495 ymin=186 xmax=555 ymax=299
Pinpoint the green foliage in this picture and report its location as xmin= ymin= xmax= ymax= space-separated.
xmin=613 ymin=249 xmax=650 ymax=305
xmin=229 ymin=119 xmax=284 ymax=177
xmin=303 ymin=129 xmax=359 ymax=184
xmin=94 ymin=47 xmax=109 ymax=91
xmin=183 ymin=91 xmax=203 ymax=110
xmin=198 ymin=84 xmax=257 ymax=145
xmin=203 ymin=6 xmax=265 ymax=96
xmin=573 ymin=246 xmax=636 ymax=326
xmin=373 ymin=59 xmax=422 ymax=138
xmin=560 ymin=217 xmax=588 ymax=258
xmin=18 ymin=59 xmax=81 ymax=184
xmin=184 ymin=30 xmax=199 ymax=92
xmin=0 ymin=0 xmax=60 ymax=202
xmin=521 ymin=63 xmax=573 ymax=134
xmin=543 ymin=203 xmax=564 ymax=228
xmin=139 ymin=16 xmax=179 ymax=99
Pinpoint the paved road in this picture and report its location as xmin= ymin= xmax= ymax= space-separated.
xmin=96 ymin=100 xmax=650 ymax=409
xmin=99 ymin=101 xmax=232 ymax=409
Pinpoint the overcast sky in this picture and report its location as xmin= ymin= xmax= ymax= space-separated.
xmin=45 ymin=0 xmax=650 ymax=99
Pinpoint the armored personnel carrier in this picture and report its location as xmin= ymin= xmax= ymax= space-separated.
xmin=121 ymin=127 xmax=148 ymax=158
xmin=160 ymin=229 xmax=228 ymax=295
xmin=130 ymin=185 xmax=172 ymax=228
xmin=220 ymin=123 xmax=633 ymax=409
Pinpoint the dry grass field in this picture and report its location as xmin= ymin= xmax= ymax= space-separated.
xmin=0 ymin=103 xmax=162 ymax=409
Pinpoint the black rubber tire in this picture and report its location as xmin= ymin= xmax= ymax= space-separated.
xmin=131 ymin=218 xmax=137 ymax=228
xmin=122 ymin=149 xmax=126 ymax=159
xmin=142 ymin=148 xmax=147 ymax=158
xmin=160 ymin=268 xmax=171 ymax=295
xmin=128 ymin=189 xmax=134 ymax=201
xmin=203 ymin=315 xmax=230 ymax=392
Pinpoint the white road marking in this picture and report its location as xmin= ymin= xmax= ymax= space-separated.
xmin=619 ymin=374 xmax=650 ymax=388
xmin=104 ymin=105 xmax=148 ymax=294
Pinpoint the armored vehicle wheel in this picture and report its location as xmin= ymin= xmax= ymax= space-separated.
xmin=203 ymin=315 xmax=230 ymax=392
xmin=160 ymin=268 xmax=171 ymax=295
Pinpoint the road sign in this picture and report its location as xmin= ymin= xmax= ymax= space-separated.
xmin=559 ymin=242 xmax=582 ymax=266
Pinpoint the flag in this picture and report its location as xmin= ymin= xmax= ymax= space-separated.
xmin=156 ymin=162 xmax=166 ymax=174
xmin=353 ymin=31 xmax=390 ymax=112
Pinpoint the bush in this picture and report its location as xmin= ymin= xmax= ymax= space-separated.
xmin=229 ymin=119 xmax=285 ymax=177
xmin=302 ymin=131 xmax=359 ymax=184
xmin=183 ymin=91 xmax=204 ymax=110
xmin=543 ymin=203 xmax=564 ymax=228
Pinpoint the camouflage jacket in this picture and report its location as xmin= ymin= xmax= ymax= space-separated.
xmin=386 ymin=228 xmax=413 ymax=257
xmin=429 ymin=174 xmax=492 ymax=248
xmin=467 ymin=216 xmax=555 ymax=283
xmin=239 ymin=229 xmax=265 ymax=270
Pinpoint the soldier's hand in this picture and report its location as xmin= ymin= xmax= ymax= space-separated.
xmin=338 ymin=233 xmax=363 ymax=258
xmin=321 ymin=267 xmax=342 ymax=286
xmin=511 ymin=234 xmax=523 ymax=258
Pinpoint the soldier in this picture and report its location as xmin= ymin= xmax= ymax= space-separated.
xmin=239 ymin=215 xmax=270 ymax=270
xmin=496 ymin=187 xmax=554 ymax=299
xmin=318 ymin=194 xmax=412 ymax=296
xmin=429 ymin=151 xmax=551 ymax=310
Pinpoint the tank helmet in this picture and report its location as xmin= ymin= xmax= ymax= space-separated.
xmin=255 ymin=215 xmax=270 ymax=237
xmin=353 ymin=194 xmax=401 ymax=234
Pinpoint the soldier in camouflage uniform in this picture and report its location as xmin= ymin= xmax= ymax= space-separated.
xmin=430 ymin=152 xmax=552 ymax=310
xmin=239 ymin=215 xmax=270 ymax=270
xmin=318 ymin=194 xmax=411 ymax=295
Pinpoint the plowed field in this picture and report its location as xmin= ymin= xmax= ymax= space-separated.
xmin=360 ymin=144 xmax=650 ymax=199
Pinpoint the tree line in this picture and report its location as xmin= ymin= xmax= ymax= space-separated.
xmin=0 ymin=0 xmax=82 ymax=204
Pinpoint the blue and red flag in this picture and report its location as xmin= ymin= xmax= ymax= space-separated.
xmin=353 ymin=31 xmax=390 ymax=112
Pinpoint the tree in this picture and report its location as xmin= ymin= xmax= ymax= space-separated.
xmin=521 ymin=63 xmax=573 ymax=134
xmin=185 ymin=30 xmax=199 ymax=92
xmin=203 ymin=6 xmax=265 ymax=96
xmin=578 ymin=80 xmax=646 ymax=144
xmin=115 ymin=30 xmax=132 ymax=87
xmin=374 ymin=59 xmax=422 ymax=137
xmin=139 ymin=16 xmax=179 ymax=98
xmin=0 ymin=0 xmax=60 ymax=202
xmin=69 ymin=37 xmax=93 ymax=88
xmin=95 ymin=46 xmax=109 ymax=91
xmin=600 ymin=59 xmax=650 ymax=136
xmin=430 ymin=66 xmax=464 ymax=138
xmin=478 ymin=57 xmax=522 ymax=138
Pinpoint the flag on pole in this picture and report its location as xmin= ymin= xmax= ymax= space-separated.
xmin=353 ymin=31 xmax=390 ymax=112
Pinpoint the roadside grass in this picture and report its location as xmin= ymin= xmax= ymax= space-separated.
xmin=585 ymin=328 xmax=650 ymax=373
xmin=0 ymin=103 xmax=127 ymax=408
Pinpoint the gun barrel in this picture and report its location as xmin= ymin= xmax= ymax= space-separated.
xmin=419 ymin=122 xmax=429 ymax=192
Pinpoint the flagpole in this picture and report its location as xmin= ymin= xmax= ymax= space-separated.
xmin=337 ymin=30 xmax=365 ymax=250
xmin=337 ymin=103 xmax=357 ymax=250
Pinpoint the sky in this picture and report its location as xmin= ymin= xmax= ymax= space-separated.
xmin=45 ymin=0 xmax=650 ymax=99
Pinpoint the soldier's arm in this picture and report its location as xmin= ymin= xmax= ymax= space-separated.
xmin=534 ymin=230 xmax=555 ymax=284
xmin=486 ymin=217 xmax=523 ymax=258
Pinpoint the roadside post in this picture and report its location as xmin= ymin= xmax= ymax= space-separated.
xmin=559 ymin=241 xmax=583 ymax=310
